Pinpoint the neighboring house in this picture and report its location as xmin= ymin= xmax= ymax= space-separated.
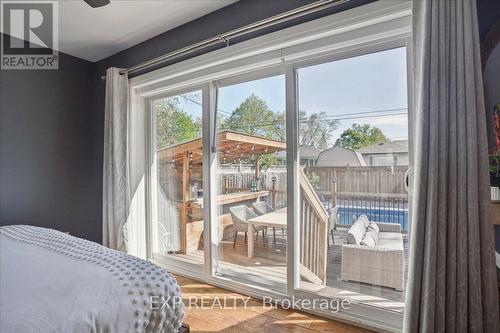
xmin=276 ymin=145 xmax=321 ymax=166
xmin=299 ymin=145 xmax=322 ymax=166
xmin=357 ymin=140 xmax=409 ymax=166
xmin=316 ymin=145 xmax=366 ymax=167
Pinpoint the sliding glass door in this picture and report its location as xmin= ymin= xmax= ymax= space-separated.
xmin=147 ymin=48 xmax=411 ymax=311
xmin=213 ymin=74 xmax=288 ymax=291
xmin=295 ymin=47 xmax=410 ymax=312
xmin=150 ymin=89 xmax=205 ymax=269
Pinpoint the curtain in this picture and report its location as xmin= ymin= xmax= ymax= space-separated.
xmin=156 ymin=186 xmax=180 ymax=253
xmin=103 ymin=67 xmax=130 ymax=251
xmin=404 ymin=0 xmax=499 ymax=332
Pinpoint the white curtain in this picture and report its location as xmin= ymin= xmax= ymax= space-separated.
xmin=156 ymin=186 xmax=180 ymax=253
xmin=103 ymin=67 xmax=130 ymax=251
xmin=404 ymin=0 xmax=499 ymax=332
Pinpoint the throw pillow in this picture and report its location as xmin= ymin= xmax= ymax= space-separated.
xmin=358 ymin=214 xmax=370 ymax=228
xmin=347 ymin=219 xmax=367 ymax=245
xmin=360 ymin=233 xmax=376 ymax=247
xmin=367 ymin=221 xmax=379 ymax=234
xmin=360 ymin=228 xmax=378 ymax=246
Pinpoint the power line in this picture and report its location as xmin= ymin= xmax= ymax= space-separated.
xmin=304 ymin=107 xmax=408 ymax=119
xmin=209 ymin=111 xmax=408 ymax=128
xmin=179 ymin=95 xmax=231 ymax=117
xmin=168 ymin=94 xmax=408 ymax=125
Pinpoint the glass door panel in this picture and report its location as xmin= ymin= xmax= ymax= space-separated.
xmin=152 ymin=90 xmax=205 ymax=268
xmin=296 ymin=47 xmax=410 ymax=313
xmin=213 ymin=74 xmax=287 ymax=291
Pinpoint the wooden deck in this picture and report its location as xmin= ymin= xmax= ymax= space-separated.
xmin=170 ymin=228 xmax=407 ymax=313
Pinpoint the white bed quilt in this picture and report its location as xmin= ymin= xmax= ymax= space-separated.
xmin=0 ymin=225 xmax=184 ymax=333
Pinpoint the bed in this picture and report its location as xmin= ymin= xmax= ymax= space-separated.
xmin=0 ymin=225 xmax=186 ymax=333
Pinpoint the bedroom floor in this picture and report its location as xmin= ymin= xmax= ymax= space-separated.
xmin=174 ymin=274 xmax=374 ymax=333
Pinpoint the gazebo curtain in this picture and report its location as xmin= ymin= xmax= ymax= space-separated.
xmin=103 ymin=67 xmax=130 ymax=251
xmin=404 ymin=0 xmax=499 ymax=332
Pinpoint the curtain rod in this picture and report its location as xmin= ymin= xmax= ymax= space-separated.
xmin=101 ymin=0 xmax=350 ymax=80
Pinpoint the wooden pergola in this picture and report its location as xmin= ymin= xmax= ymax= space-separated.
xmin=157 ymin=130 xmax=286 ymax=253
xmin=158 ymin=130 xmax=286 ymax=164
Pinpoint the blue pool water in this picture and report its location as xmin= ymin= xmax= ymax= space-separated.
xmin=337 ymin=206 xmax=409 ymax=231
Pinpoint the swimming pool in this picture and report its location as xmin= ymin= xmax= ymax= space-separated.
xmin=337 ymin=206 xmax=409 ymax=231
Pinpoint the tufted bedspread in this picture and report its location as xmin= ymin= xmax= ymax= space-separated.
xmin=0 ymin=225 xmax=184 ymax=333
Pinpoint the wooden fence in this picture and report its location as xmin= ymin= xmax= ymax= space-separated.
xmin=306 ymin=165 xmax=408 ymax=196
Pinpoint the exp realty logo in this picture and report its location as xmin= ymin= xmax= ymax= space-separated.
xmin=1 ymin=1 xmax=58 ymax=69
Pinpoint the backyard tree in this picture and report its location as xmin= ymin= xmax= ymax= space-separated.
xmin=222 ymin=95 xmax=338 ymax=149
xmin=270 ymin=111 xmax=338 ymax=149
xmin=221 ymin=94 xmax=275 ymax=137
xmin=269 ymin=111 xmax=286 ymax=141
xmin=155 ymin=96 xmax=202 ymax=149
xmin=299 ymin=111 xmax=338 ymax=149
xmin=336 ymin=123 xmax=388 ymax=150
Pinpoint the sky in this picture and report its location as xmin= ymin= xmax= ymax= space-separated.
xmin=165 ymin=47 xmax=408 ymax=144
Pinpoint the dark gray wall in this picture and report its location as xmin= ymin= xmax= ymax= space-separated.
xmin=0 ymin=34 xmax=102 ymax=242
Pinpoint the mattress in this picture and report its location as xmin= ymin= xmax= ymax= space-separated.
xmin=0 ymin=225 xmax=184 ymax=333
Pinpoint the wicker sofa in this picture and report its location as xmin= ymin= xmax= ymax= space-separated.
xmin=341 ymin=216 xmax=405 ymax=290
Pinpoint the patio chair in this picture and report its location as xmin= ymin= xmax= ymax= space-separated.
xmin=229 ymin=205 xmax=266 ymax=249
xmin=327 ymin=206 xmax=339 ymax=249
xmin=252 ymin=202 xmax=284 ymax=243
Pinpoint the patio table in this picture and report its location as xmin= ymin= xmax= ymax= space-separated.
xmin=247 ymin=207 xmax=287 ymax=258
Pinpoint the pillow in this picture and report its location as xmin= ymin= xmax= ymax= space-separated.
xmin=360 ymin=234 xmax=376 ymax=247
xmin=367 ymin=221 xmax=379 ymax=234
xmin=357 ymin=214 xmax=370 ymax=228
xmin=360 ymin=228 xmax=378 ymax=247
xmin=347 ymin=219 xmax=367 ymax=245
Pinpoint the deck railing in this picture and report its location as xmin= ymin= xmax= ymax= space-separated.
xmin=299 ymin=168 xmax=328 ymax=285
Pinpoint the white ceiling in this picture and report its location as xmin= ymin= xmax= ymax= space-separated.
xmin=57 ymin=0 xmax=236 ymax=62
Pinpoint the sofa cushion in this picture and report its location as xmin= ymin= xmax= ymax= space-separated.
xmin=360 ymin=232 xmax=377 ymax=246
xmin=377 ymin=232 xmax=404 ymax=251
xmin=357 ymin=214 xmax=370 ymax=228
xmin=361 ymin=228 xmax=379 ymax=246
xmin=347 ymin=219 xmax=367 ymax=245
xmin=368 ymin=221 xmax=379 ymax=234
